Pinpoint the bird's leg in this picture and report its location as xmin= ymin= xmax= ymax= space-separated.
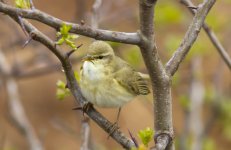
xmin=115 ymin=107 xmax=122 ymax=125
xmin=107 ymin=107 xmax=122 ymax=138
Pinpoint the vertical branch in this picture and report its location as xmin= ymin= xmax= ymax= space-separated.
xmin=189 ymin=57 xmax=204 ymax=150
xmin=0 ymin=50 xmax=44 ymax=150
xmin=139 ymin=0 xmax=174 ymax=149
xmin=75 ymin=0 xmax=86 ymax=22
xmin=80 ymin=118 xmax=91 ymax=150
xmin=91 ymin=0 xmax=102 ymax=29
xmin=6 ymin=78 xmax=44 ymax=150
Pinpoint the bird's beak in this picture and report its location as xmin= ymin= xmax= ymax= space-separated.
xmin=82 ymin=55 xmax=94 ymax=62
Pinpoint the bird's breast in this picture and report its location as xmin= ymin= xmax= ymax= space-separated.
xmin=81 ymin=61 xmax=106 ymax=82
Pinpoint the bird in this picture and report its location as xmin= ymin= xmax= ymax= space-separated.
xmin=79 ymin=41 xmax=150 ymax=125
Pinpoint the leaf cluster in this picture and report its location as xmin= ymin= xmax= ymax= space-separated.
xmin=56 ymin=24 xmax=79 ymax=50
xmin=132 ymin=127 xmax=154 ymax=150
xmin=56 ymin=80 xmax=71 ymax=100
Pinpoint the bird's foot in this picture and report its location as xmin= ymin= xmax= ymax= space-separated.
xmin=72 ymin=102 xmax=93 ymax=116
xmin=107 ymin=122 xmax=120 ymax=139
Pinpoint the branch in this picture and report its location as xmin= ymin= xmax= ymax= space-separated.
xmin=189 ymin=57 xmax=204 ymax=150
xmin=139 ymin=0 xmax=174 ymax=149
xmin=0 ymin=2 xmax=140 ymax=45
xmin=80 ymin=118 xmax=91 ymax=150
xmin=91 ymin=0 xmax=102 ymax=29
xmin=0 ymin=50 xmax=44 ymax=150
xmin=180 ymin=0 xmax=231 ymax=69
xmin=7 ymin=15 xmax=134 ymax=149
xmin=165 ymin=0 xmax=216 ymax=76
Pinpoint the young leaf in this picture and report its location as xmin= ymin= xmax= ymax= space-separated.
xmin=56 ymin=80 xmax=70 ymax=100
xmin=15 ymin=0 xmax=30 ymax=9
xmin=74 ymin=71 xmax=80 ymax=82
xmin=56 ymin=80 xmax=66 ymax=89
xmin=56 ymin=23 xmax=79 ymax=50
xmin=138 ymin=127 xmax=154 ymax=147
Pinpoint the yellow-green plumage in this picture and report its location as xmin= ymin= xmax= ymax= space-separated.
xmin=80 ymin=41 xmax=150 ymax=108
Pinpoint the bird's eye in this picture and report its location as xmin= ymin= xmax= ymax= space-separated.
xmin=98 ymin=56 xmax=104 ymax=59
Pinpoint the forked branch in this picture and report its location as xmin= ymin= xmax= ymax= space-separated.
xmin=180 ymin=0 xmax=231 ymax=69
xmin=166 ymin=0 xmax=216 ymax=76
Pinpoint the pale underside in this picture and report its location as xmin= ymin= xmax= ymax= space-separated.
xmin=80 ymin=55 xmax=150 ymax=108
xmin=80 ymin=61 xmax=135 ymax=107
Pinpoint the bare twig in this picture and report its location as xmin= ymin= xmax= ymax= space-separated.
xmin=180 ymin=0 xmax=231 ymax=69
xmin=7 ymin=16 xmax=134 ymax=149
xmin=165 ymin=0 xmax=216 ymax=76
xmin=91 ymin=0 xmax=102 ymax=29
xmin=29 ymin=0 xmax=35 ymax=9
xmin=0 ymin=2 xmax=140 ymax=45
xmin=0 ymin=50 xmax=44 ymax=150
xmin=80 ymin=118 xmax=91 ymax=150
xmin=75 ymin=0 xmax=86 ymax=22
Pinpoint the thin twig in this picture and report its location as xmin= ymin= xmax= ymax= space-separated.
xmin=180 ymin=0 xmax=231 ymax=69
xmin=0 ymin=2 xmax=140 ymax=45
xmin=29 ymin=0 xmax=35 ymax=9
xmin=165 ymin=0 xmax=216 ymax=76
xmin=91 ymin=0 xmax=102 ymax=29
xmin=80 ymin=118 xmax=91 ymax=150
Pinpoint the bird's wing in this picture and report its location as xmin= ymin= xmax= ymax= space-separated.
xmin=113 ymin=61 xmax=150 ymax=95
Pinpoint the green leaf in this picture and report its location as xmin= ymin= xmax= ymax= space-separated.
xmin=138 ymin=127 xmax=154 ymax=147
xmin=65 ymin=38 xmax=77 ymax=49
xmin=56 ymin=89 xmax=67 ymax=100
xmin=56 ymin=80 xmax=70 ymax=100
xmin=56 ymin=37 xmax=65 ymax=45
xmin=56 ymin=24 xmax=79 ymax=50
xmin=15 ymin=0 xmax=30 ymax=9
xmin=59 ymin=24 xmax=72 ymax=36
xmin=69 ymin=34 xmax=79 ymax=40
xmin=74 ymin=71 xmax=80 ymax=82
xmin=56 ymin=80 xmax=66 ymax=89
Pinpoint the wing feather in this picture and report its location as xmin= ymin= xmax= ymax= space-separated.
xmin=112 ymin=58 xmax=150 ymax=95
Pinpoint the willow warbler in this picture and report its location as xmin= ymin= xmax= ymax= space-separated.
xmin=79 ymin=41 xmax=150 ymax=109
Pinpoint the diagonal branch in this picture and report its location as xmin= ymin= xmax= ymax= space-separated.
xmin=0 ymin=2 xmax=140 ymax=45
xmin=7 ymin=15 xmax=134 ymax=149
xmin=180 ymin=0 xmax=231 ymax=69
xmin=165 ymin=0 xmax=216 ymax=76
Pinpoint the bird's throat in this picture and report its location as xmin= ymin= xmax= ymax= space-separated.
xmin=82 ymin=61 xmax=106 ymax=81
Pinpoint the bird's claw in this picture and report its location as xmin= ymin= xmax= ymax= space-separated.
xmin=107 ymin=122 xmax=120 ymax=139
xmin=72 ymin=102 xmax=93 ymax=116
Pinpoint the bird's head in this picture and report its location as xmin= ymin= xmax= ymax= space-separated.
xmin=82 ymin=41 xmax=115 ymax=63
